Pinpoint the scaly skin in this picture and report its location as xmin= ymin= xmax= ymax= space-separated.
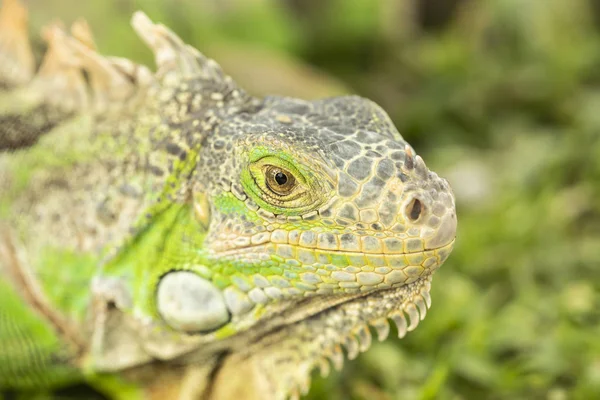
xmin=0 ymin=1 xmax=457 ymax=399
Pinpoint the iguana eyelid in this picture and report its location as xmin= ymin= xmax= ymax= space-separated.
xmin=243 ymin=159 xmax=322 ymax=215
xmin=248 ymin=156 xmax=312 ymax=200
xmin=194 ymin=192 xmax=211 ymax=228
xmin=251 ymin=156 xmax=307 ymax=182
xmin=256 ymin=170 xmax=307 ymax=201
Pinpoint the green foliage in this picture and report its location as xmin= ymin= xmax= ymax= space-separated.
xmin=25 ymin=0 xmax=600 ymax=398
xmin=0 ymin=281 xmax=82 ymax=390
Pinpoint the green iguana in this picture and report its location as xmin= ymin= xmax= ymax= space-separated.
xmin=0 ymin=0 xmax=457 ymax=398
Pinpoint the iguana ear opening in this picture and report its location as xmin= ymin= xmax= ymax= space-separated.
xmin=194 ymin=192 xmax=211 ymax=229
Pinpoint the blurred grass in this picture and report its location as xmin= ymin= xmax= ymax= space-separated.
xmin=24 ymin=0 xmax=600 ymax=398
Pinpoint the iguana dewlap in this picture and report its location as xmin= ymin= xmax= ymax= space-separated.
xmin=0 ymin=1 xmax=457 ymax=399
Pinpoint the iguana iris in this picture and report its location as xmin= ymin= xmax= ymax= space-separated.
xmin=0 ymin=1 xmax=457 ymax=398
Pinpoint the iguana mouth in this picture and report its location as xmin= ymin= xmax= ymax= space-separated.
xmin=215 ymin=239 xmax=455 ymax=257
xmin=211 ymin=240 xmax=454 ymax=292
xmin=203 ymin=240 xmax=453 ymax=349
xmin=211 ymin=205 xmax=458 ymax=257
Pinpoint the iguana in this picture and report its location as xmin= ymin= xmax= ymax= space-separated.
xmin=0 ymin=0 xmax=457 ymax=399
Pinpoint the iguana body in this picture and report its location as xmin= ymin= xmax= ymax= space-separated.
xmin=0 ymin=1 xmax=457 ymax=399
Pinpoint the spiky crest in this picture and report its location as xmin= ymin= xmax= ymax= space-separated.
xmin=131 ymin=12 xmax=228 ymax=85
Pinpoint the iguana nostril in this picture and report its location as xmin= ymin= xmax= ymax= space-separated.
xmin=406 ymin=198 xmax=423 ymax=222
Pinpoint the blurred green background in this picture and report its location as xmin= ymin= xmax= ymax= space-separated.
xmin=27 ymin=0 xmax=600 ymax=399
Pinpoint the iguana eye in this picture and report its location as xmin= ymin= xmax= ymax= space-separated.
xmin=265 ymin=166 xmax=297 ymax=195
xmin=241 ymin=152 xmax=331 ymax=215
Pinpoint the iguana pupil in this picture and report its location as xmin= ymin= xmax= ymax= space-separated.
xmin=274 ymin=171 xmax=287 ymax=185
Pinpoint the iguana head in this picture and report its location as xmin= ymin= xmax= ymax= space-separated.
xmin=155 ymin=82 xmax=456 ymax=334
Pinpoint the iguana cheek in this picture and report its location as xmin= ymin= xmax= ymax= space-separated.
xmin=157 ymin=271 xmax=230 ymax=333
